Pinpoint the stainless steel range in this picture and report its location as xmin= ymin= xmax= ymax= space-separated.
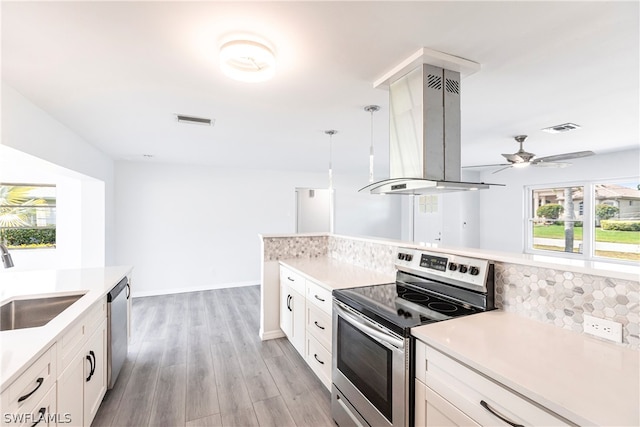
xmin=331 ymin=248 xmax=495 ymax=427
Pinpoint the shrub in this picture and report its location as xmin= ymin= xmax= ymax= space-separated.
xmin=595 ymin=204 xmax=619 ymax=220
xmin=1 ymin=228 xmax=56 ymax=247
xmin=537 ymin=204 xmax=564 ymax=220
xmin=601 ymin=220 xmax=640 ymax=231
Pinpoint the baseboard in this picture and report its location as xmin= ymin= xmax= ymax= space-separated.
xmin=260 ymin=329 xmax=286 ymax=340
xmin=132 ymin=281 xmax=259 ymax=298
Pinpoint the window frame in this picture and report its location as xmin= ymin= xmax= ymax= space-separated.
xmin=524 ymin=176 xmax=639 ymax=266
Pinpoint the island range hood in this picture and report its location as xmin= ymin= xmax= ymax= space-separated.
xmin=359 ymin=49 xmax=503 ymax=195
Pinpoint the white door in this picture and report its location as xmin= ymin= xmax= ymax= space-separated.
xmin=413 ymin=195 xmax=444 ymax=244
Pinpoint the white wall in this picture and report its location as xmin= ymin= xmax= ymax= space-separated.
xmin=477 ymin=148 xmax=640 ymax=253
xmin=114 ymin=161 xmax=401 ymax=296
xmin=1 ymin=83 xmax=115 ymax=265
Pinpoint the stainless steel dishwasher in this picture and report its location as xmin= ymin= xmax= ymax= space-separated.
xmin=107 ymin=276 xmax=129 ymax=389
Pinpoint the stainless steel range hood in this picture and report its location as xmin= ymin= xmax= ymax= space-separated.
xmin=360 ymin=49 xmax=502 ymax=195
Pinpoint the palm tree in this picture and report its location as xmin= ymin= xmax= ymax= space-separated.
xmin=0 ymin=185 xmax=48 ymax=244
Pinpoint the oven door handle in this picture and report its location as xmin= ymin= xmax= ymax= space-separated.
xmin=335 ymin=302 xmax=404 ymax=350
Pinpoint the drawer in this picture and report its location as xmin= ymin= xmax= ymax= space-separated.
xmin=306 ymin=303 xmax=332 ymax=351
xmin=306 ymin=334 xmax=331 ymax=390
xmin=280 ymin=266 xmax=305 ymax=295
xmin=306 ymin=279 xmax=332 ymax=314
xmin=0 ymin=345 xmax=56 ymax=415
xmin=423 ymin=345 xmax=569 ymax=427
xmin=59 ymin=299 xmax=106 ymax=370
xmin=2 ymin=382 xmax=57 ymax=427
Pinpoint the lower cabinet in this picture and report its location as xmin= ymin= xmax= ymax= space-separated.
xmin=279 ymin=265 xmax=333 ymax=390
xmin=279 ymin=281 xmax=306 ymax=357
xmin=0 ymin=346 xmax=57 ymax=427
xmin=414 ymin=339 xmax=569 ymax=427
xmin=57 ymin=301 xmax=108 ymax=427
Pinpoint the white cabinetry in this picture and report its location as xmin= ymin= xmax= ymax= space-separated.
xmin=279 ymin=267 xmax=306 ymax=356
xmin=414 ymin=340 xmax=569 ymax=427
xmin=57 ymin=299 xmax=107 ymax=427
xmin=279 ymin=265 xmax=334 ymax=390
xmin=1 ymin=346 xmax=57 ymax=427
xmin=304 ymin=279 xmax=332 ymax=390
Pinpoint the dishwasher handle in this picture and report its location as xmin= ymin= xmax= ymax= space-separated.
xmin=108 ymin=277 xmax=128 ymax=302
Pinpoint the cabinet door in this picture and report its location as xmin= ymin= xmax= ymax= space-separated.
xmin=290 ymin=289 xmax=306 ymax=356
xmin=83 ymin=319 xmax=107 ymax=426
xmin=280 ymin=283 xmax=293 ymax=338
xmin=57 ymin=355 xmax=85 ymax=427
xmin=415 ymin=380 xmax=480 ymax=427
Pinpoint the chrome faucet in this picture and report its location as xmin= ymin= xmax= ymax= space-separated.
xmin=1 ymin=243 xmax=14 ymax=268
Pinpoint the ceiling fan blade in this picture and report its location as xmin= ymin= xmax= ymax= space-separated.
xmin=532 ymin=150 xmax=595 ymax=164
xmin=462 ymin=163 xmax=511 ymax=169
xmin=491 ymin=165 xmax=513 ymax=174
xmin=532 ymin=161 xmax=570 ymax=168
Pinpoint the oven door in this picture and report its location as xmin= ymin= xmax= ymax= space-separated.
xmin=332 ymin=300 xmax=408 ymax=427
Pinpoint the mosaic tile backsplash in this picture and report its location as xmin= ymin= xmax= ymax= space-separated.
xmin=262 ymin=235 xmax=328 ymax=261
xmin=262 ymin=234 xmax=639 ymax=349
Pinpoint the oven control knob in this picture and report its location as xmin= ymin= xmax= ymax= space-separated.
xmin=404 ymin=311 xmax=412 ymax=318
xmin=458 ymin=264 xmax=468 ymax=274
xmin=448 ymin=263 xmax=457 ymax=271
xmin=469 ymin=266 xmax=480 ymax=276
xmin=405 ymin=254 xmax=413 ymax=262
xmin=398 ymin=253 xmax=405 ymax=260
xmin=397 ymin=308 xmax=405 ymax=316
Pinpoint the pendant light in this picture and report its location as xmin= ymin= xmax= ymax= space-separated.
xmin=324 ymin=130 xmax=337 ymax=189
xmin=364 ymin=105 xmax=380 ymax=183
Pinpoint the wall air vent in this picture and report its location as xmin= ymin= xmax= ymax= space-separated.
xmin=175 ymin=114 xmax=214 ymax=126
xmin=541 ymin=122 xmax=581 ymax=134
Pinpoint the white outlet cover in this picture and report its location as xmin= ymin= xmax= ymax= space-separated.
xmin=583 ymin=314 xmax=623 ymax=343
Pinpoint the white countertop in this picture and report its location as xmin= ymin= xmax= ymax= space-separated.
xmin=412 ymin=311 xmax=640 ymax=426
xmin=279 ymin=257 xmax=395 ymax=290
xmin=0 ymin=266 xmax=133 ymax=391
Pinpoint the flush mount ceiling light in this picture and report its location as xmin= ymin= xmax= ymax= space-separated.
xmin=219 ymin=39 xmax=276 ymax=83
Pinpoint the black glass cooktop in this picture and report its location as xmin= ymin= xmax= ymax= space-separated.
xmin=333 ymin=282 xmax=485 ymax=337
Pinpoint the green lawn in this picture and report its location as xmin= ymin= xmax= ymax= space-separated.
xmin=533 ymin=225 xmax=640 ymax=244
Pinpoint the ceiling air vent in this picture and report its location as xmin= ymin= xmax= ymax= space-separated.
xmin=175 ymin=114 xmax=214 ymax=126
xmin=541 ymin=122 xmax=581 ymax=134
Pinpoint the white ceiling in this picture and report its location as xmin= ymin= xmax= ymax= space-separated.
xmin=2 ymin=1 xmax=639 ymax=177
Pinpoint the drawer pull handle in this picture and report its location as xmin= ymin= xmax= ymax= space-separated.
xmin=18 ymin=377 xmax=44 ymax=403
xmin=287 ymin=277 xmax=294 ymax=282
xmin=90 ymin=350 xmax=96 ymax=376
xmin=86 ymin=353 xmax=94 ymax=382
xmin=313 ymin=354 xmax=325 ymax=365
xmin=480 ymin=400 xmax=524 ymax=427
xmin=31 ymin=407 xmax=46 ymax=427
xmin=314 ymin=321 xmax=325 ymax=330
xmin=314 ymin=295 xmax=326 ymax=302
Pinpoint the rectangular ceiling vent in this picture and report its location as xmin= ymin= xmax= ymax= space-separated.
xmin=541 ymin=122 xmax=581 ymax=134
xmin=175 ymin=114 xmax=214 ymax=126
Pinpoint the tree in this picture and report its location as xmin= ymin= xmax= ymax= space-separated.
xmin=536 ymin=204 xmax=563 ymax=219
xmin=564 ymin=188 xmax=575 ymax=253
xmin=595 ymin=204 xmax=619 ymax=221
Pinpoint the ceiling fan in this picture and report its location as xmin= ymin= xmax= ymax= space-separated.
xmin=467 ymin=135 xmax=595 ymax=174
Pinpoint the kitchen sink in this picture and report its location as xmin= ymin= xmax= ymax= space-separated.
xmin=0 ymin=293 xmax=86 ymax=331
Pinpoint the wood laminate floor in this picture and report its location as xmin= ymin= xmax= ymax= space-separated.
xmin=92 ymin=286 xmax=334 ymax=427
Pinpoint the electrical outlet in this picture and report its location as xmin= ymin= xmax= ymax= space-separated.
xmin=583 ymin=314 xmax=623 ymax=343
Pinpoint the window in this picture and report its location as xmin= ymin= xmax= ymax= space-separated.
xmin=527 ymin=179 xmax=640 ymax=263
xmin=0 ymin=183 xmax=56 ymax=249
